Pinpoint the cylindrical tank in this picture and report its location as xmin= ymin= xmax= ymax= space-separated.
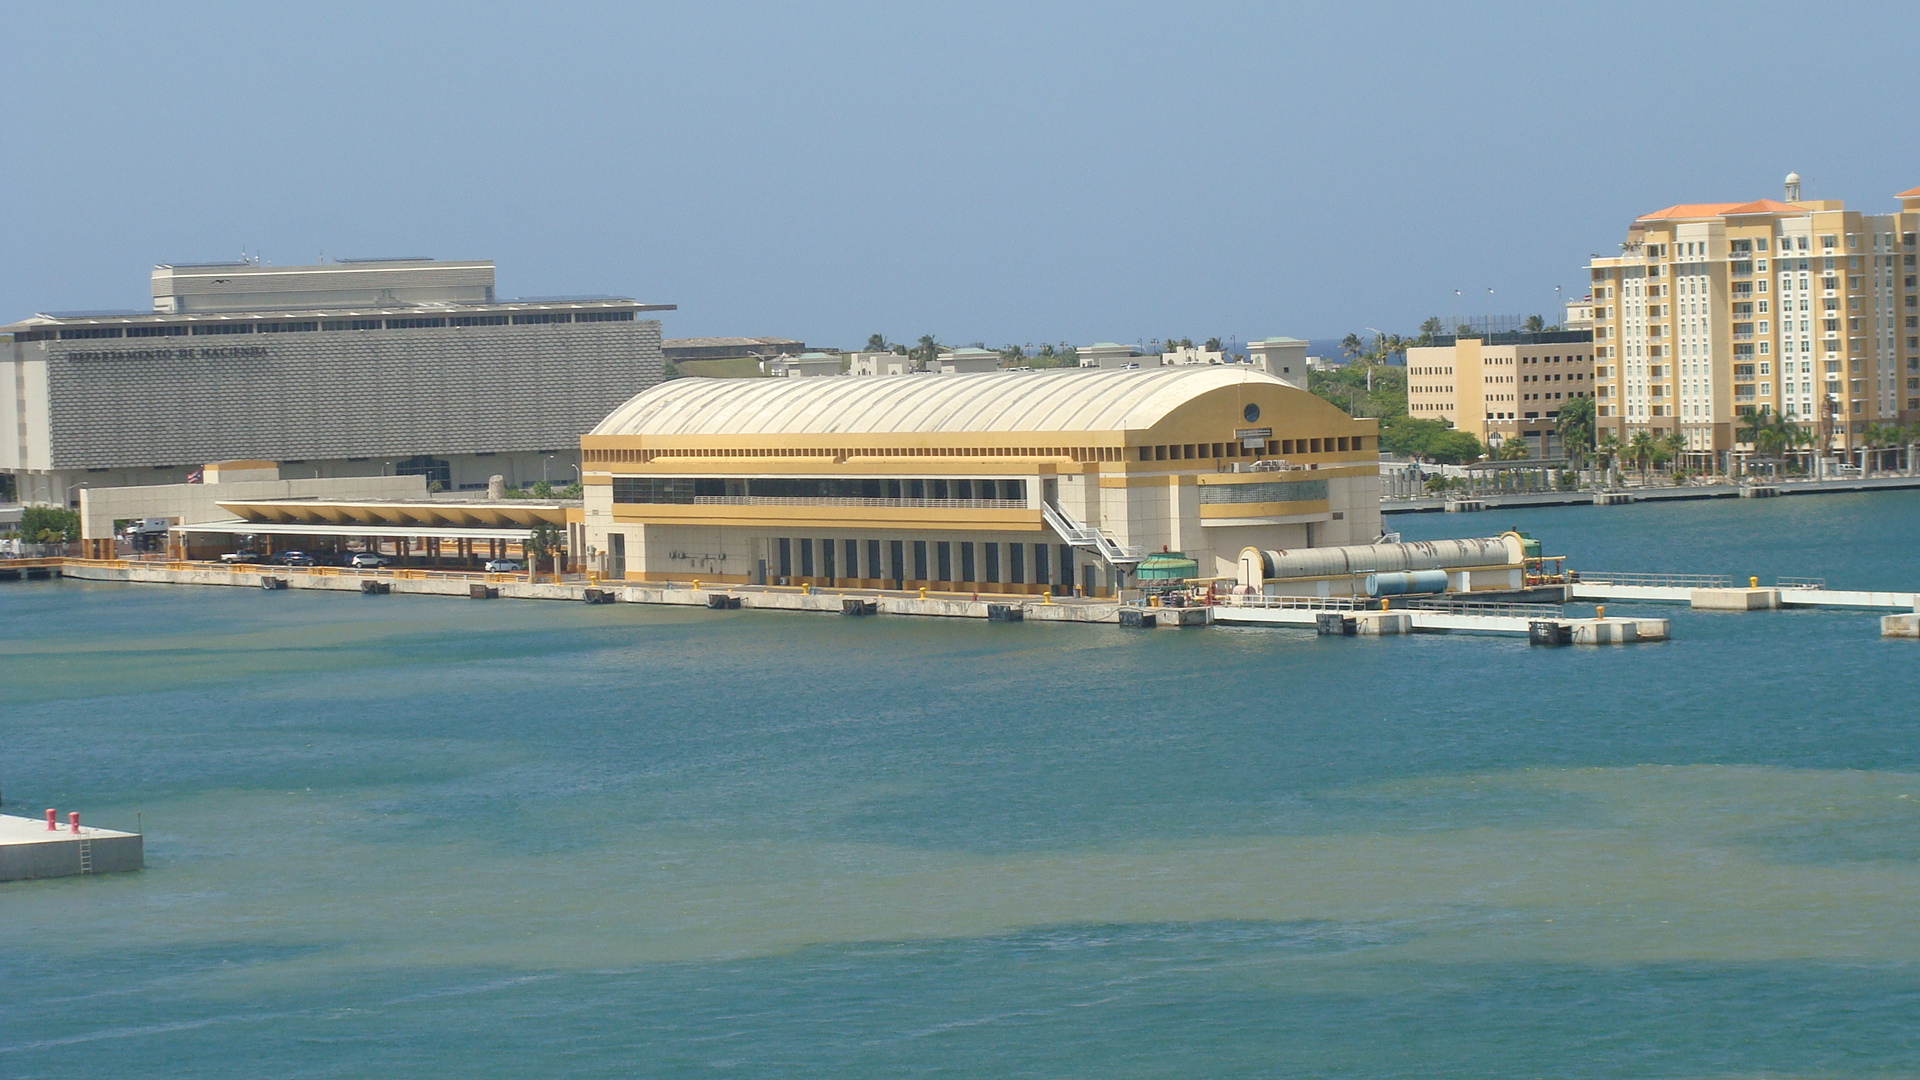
xmin=1365 ymin=569 xmax=1450 ymax=597
xmin=1136 ymin=552 xmax=1200 ymax=580
xmin=1240 ymin=538 xmax=1514 ymax=588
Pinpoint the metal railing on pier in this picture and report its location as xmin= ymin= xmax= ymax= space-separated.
xmin=1222 ymin=594 xmax=1361 ymax=611
xmin=1406 ymin=598 xmax=1566 ymax=619
xmin=1775 ymin=576 xmax=1826 ymax=590
xmin=1571 ymin=570 xmax=1731 ymax=589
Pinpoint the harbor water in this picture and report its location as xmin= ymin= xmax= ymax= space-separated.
xmin=3 ymin=491 xmax=1918 ymax=1077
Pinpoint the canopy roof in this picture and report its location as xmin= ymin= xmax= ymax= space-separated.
xmin=592 ymin=367 xmax=1299 ymax=438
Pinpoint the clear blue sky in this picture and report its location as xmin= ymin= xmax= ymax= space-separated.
xmin=4 ymin=1 xmax=1916 ymax=350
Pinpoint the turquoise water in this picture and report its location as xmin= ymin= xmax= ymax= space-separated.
xmin=4 ymin=492 xmax=1919 ymax=1078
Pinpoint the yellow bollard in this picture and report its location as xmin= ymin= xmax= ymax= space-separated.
xmin=1380 ymin=599 xmax=1389 ymax=611
xmin=1597 ymin=605 xmax=1605 ymax=618
xmin=917 ymin=586 xmax=927 ymax=600
xmin=1042 ymin=590 xmax=1052 ymax=604
xmin=693 ymin=579 xmax=702 ymax=591
xmin=1750 ymin=576 xmax=1758 ymax=588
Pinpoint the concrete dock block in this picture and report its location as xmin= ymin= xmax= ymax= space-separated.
xmin=1690 ymin=587 xmax=1781 ymax=610
xmin=1353 ymin=611 xmax=1412 ymax=635
xmin=0 ymin=815 xmax=144 ymax=882
xmin=1568 ymin=617 xmax=1668 ymax=644
xmin=1883 ymin=613 xmax=1920 ymax=638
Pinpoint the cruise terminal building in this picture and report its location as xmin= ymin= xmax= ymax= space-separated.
xmin=582 ymin=366 xmax=1383 ymax=594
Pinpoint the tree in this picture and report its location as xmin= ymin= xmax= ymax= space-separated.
xmin=865 ymin=333 xmax=891 ymax=353
xmin=1380 ymin=416 xmax=1483 ymax=464
xmin=1204 ymin=337 xmax=1224 ymax=352
xmin=524 ymin=522 xmax=565 ymax=582
xmin=911 ymin=334 xmax=940 ymax=370
xmin=1626 ymin=430 xmax=1660 ymax=481
xmin=1523 ymin=314 xmax=1545 ymax=333
xmin=998 ymin=343 xmax=1026 ymax=367
xmin=1658 ymin=432 xmax=1686 ymax=474
xmin=1417 ymin=317 xmax=1443 ymax=345
xmin=1340 ymin=333 xmax=1363 ymax=361
xmin=1492 ymin=435 xmax=1531 ymax=461
xmin=19 ymin=505 xmax=79 ymax=544
xmin=1595 ymin=431 xmax=1623 ymax=486
xmin=1556 ymin=397 xmax=1596 ymax=469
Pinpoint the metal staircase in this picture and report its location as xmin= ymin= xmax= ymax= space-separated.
xmin=1041 ymin=502 xmax=1145 ymax=568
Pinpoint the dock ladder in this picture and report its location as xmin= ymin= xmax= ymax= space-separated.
xmin=78 ymin=836 xmax=93 ymax=875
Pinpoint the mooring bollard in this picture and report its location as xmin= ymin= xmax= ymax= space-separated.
xmin=1042 ymin=590 xmax=1052 ymax=604
xmin=46 ymin=808 xmax=56 ymax=831
xmin=1750 ymin=576 xmax=1758 ymax=588
xmin=918 ymin=587 xmax=927 ymax=600
xmin=69 ymin=811 xmax=80 ymax=833
xmin=1597 ymin=605 xmax=1606 ymax=618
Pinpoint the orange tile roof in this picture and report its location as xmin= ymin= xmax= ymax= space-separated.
xmin=1720 ymin=199 xmax=1804 ymax=215
xmin=1636 ymin=202 xmax=1746 ymax=221
xmin=1898 ymin=185 xmax=1920 ymax=198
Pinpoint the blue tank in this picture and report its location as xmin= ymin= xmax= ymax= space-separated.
xmin=1364 ymin=569 xmax=1449 ymax=597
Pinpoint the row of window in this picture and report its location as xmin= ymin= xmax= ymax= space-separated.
xmin=1137 ymin=436 xmax=1367 ymax=462
xmin=39 ymin=310 xmax=637 ymax=341
xmin=613 ymin=476 xmax=1029 ymax=505
xmin=776 ymin=536 xmax=1076 ymax=589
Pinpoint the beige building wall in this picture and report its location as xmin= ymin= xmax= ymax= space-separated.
xmin=1406 ymin=338 xmax=1595 ymax=448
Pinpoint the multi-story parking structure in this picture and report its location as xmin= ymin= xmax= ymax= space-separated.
xmin=2 ymin=258 xmax=671 ymax=504
xmin=1587 ymin=179 xmax=1919 ymax=468
xmin=580 ymin=366 xmax=1382 ymax=595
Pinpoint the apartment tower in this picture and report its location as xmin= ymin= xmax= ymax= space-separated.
xmin=1586 ymin=178 xmax=1920 ymax=468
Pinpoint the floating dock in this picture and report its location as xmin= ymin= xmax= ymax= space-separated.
xmin=1211 ymin=596 xmax=1668 ymax=643
xmin=0 ymin=812 xmax=143 ymax=882
xmin=1571 ymin=572 xmax=1917 ymax=611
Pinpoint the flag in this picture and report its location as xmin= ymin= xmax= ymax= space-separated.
xmin=186 ymin=468 xmax=203 ymax=484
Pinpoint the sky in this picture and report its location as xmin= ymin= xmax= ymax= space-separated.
xmin=3 ymin=1 xmax=1917 ymax=351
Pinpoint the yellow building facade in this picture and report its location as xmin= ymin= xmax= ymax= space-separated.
xmin=1405 ymin=333 xmax=1596 ymax=451
xmin=1588 ymin=181 xmax=1920 ymax=462
xmin=580 ymin=367 xmax=1382 ymax=594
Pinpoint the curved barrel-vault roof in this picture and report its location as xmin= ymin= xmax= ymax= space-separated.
xmin=592 ymin=367 xmax=1310 ymax=438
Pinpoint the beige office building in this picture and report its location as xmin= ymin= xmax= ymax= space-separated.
xmin=1405 ymin=333 xmax=1596 ymax=452
xmin=1586 ymin=179 xmax=1920 ymax=464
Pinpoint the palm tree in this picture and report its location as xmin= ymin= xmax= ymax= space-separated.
xmin=865 ymin=333 xmax=890 ymax=353
xmin=524 ymin=522 xmax=565 ymax=582
xmin=1556 ymin=397 xmax=1596 ymax=470
xmin=1204 ymin=337 xmax=1224 ymax=352
xmin=912 ymin=334 xmax=939 ymax=371
xmin=1658 ymin=432 xmax=1686 ymax=479
xmin=1418 ymin=317 xmax=1443 ymax=345
xmin=1340 ymin=333 xmax=1363 ymax=361
xmin=1493 ymin=435 xmax=1531 ymax=461
xmin=1595 ymin=431 xmax=1623 ymax=487
xmin=1626 ymin=430 xmax=1659 ymax=483
xmin=1523 ymin=314 xmax=1545 ymax=333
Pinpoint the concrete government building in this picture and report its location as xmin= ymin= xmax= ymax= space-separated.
xmin=581 ymin=366 xmax=1382 ymax=595
xmin=2 ymin=258 xmax=671 ymax=504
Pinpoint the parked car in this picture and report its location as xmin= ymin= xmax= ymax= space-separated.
xmin=272 ymin=550 xmax=317 ymax=567
xmin=219 ymin=549 xmax=262 ymax=564
xmin=483 ymin=558 xmax=523 ymax=573
xmin=349 ymin=552 xmax=391 ymax=569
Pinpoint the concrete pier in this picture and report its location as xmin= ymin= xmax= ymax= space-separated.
xmin=1691 ymin=588 xmax=1782 ymax=610
xmin=1883 ymin=613 xmax=1920 ymax=638
xmin=0 ymin=814 xmax=143 ymax=882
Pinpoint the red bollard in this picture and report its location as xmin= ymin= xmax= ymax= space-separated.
xmin=46 ymin=808 xmax=57 ymax=831
xmin=69 ymin=812 xmax=81 ymax=834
